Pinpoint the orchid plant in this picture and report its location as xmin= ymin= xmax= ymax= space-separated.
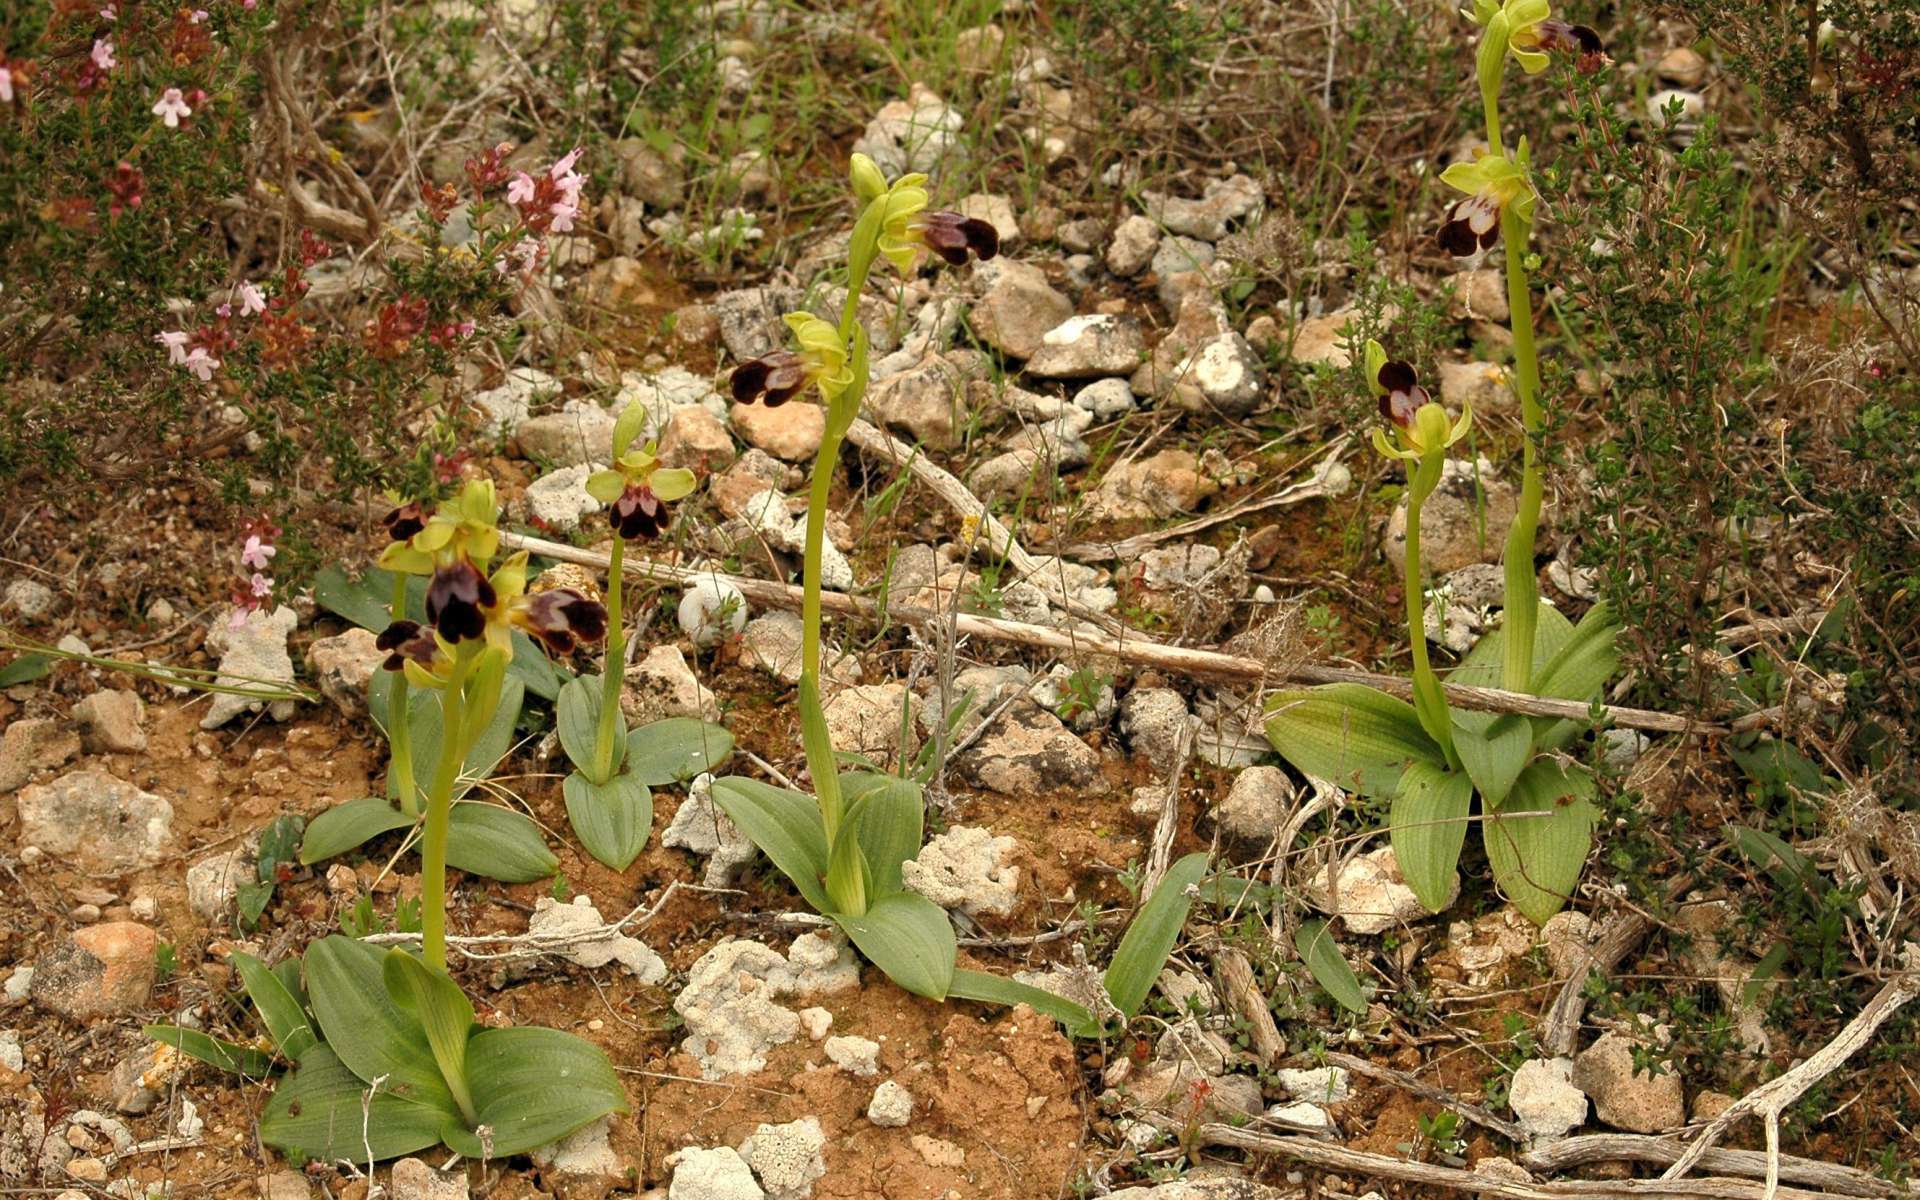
xmin=554 ymin=411 xmax=735 ymax=871
xmin=704 ymin=153 xmax=1207 ymax=1030
xmin=152 ymin=482 xmax=627 ymax=1162
xmin=297 ymin=486 xmax=559 ymax=884
xmin=1264 ymin=0 xmax=1620 ymax=925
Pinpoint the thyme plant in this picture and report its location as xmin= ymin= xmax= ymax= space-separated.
xmin=1264 ymin=0 xmax=1621 ymax=924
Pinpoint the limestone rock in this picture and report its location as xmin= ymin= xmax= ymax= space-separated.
xmin=30 ymin=922 xmax=158 ymax=1019
xmin=524 ymin=463 xmax=605 ymax=533
xmin=1572 ymin=1030 xmax=1685 ymax=1133
xmin=305 ymin=630 xmax=384 ymax=718
xmin=1511 ymin=1057 xmax=1587 ymax=1141
xmin=472 ymin=368 xmax=561 ymax=434
xmin=1287 ymin=307 xmax=1367 ymax=367
xmin=2 ymin=578 xmax=59 ymax=622
xmin=1075 ymin=377 xmax=1136 ymax=420
xmin=1304 ymin=846 xmax=1454 ymax=935
xmin=1384 ymin=457 xmax=1520 ymax=575
xmin=669 ymin=1146 xmax=764 ymax=1200
xmin=531 ymin=1115 xmax=626 ymax=1180
xmin=1120 ymin=687 xmax=1192 ymax=769
xmin=1142 ymin=175 xmax=1263 ymax=241
xmin=186 ymin=841 xmax=254 ymax=921
xmin=867 ymin=1080 xmax=913 ymax=1127
xmin=972 ymin=259 xmax=1073 ymax=360
xmin=730 ymin=401 xmax=824 ymax=462
xmin=822 ymin=683 xmax=915 ymax=767
xmin=202 ymin=605 xmax=300 ymax=729
xmin=864 ymin=350 xmax=987 ymax=450
xmin=1106 ymin=215 xmax=1162 ymax=278
xmin=1025 ymin=314 xmax=1147 ymax=379
xmin=615 ymin=138 xmax=685 ymax=209
xmin=0 ymin=718 xmax=79 ymax=793
xmin=1086 ymin=450 xmax=1219 ymax=521
xmin=1214 ymin=766 xmax=1294 ymax=844
xmin=71 ymin=690 xmax=146 ymax=754
xmin=1163 ymin=333 xmax=1266 ymax=417
xmin=622 ymin=644 xmax=720 ymax=725
xmin=902 ymin=826 xmax=1020 ymax=918
xmin=739 ymin=1117 xmax=826 ymax=1200
xmin=18 ymin=770 xmax=172 ymax=871
xmin=824 ymin=1035 xmax=881 ymax=1078
xmin=658 ymin=404 xmax=736 ymax=473
xmin=954 ymin=698 xmax=1099 ymax=794
xmin=740 ymin=611 xmax=805 ymax=685
xmin=664 ymin=782 xmax=757 ymax=888
xmin=1437 ymin=360 xmax=1514 ymax=414
xmin=526 ymin=895 xmax=667 ymax=982
xmin=391 ymin=1157 xmax=468 ymax=1200
xmin=672 ymin=936 xmax=858 ymax=1078
xmin=850 ymin=83 xmax=964 ymax=177
xmin=516 ymin=400 xmax=616 ymax=468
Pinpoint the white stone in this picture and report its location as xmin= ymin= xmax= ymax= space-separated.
xmin=532 ymin=1115 xmax=624 ymax=1178
xmin=202 ymin=605 xmax=300 ymax=728
xmin=18 ymin=770 xmax=172 ymax=872
xmin=740 ymin=611 xmax=805 ymax=685
xmin=822 ymin=683 xmax=915 ymax=766
xmin=1304 ymin=846 xmax=1455 ymax=935
xmin=1214 ymin=765 xmax=1294 ymax=843
xmin=850 ymin=83 xmax=963 ymax=177
xmin=663 ymin=781 xmax=757 ymax=888
xmin=1275 ymin=1066 xmax=1352 ymax=1104
xmin=1025 ymin=314 xmax=1147 ymax=379
xmin=391 ymin=1158 xmax=469 ymax=1200
xmin=526 ymin=895 xmax=667 ymax=983
xmin=472 ymin=367 xmax=561 ymax=434
xmin=738 ymin=1117 xmax=826 ymax=1200
xmin=797 ymin=1007 xmax=833 ymax=1041
xmin=901 ymin=826 xmax=1020 ymax=918
xmin=2 ymin=579 xmax=57 ymax=621
xmin=516 ymin=400 xmax=617 ymax=467
xmin=1511 ymin=1057 xmax=1587 ymax=1140
xmin=823 ymin=1035 xmax=880 ymax=1078
xmin=740 ymin=491 xmax=853 ymax=590
xmin=672 ymin=936 xmax=858 ymax=1078
xmin=668 ymin=1146 xmax=764 ymax=1200
xmin=1266 ymin=1100 xmax=1333 ymax=1132
xmin=185 ymin=843 xmax=253 ymax=921
xmin=0 ymin=1029 xmax=22 ymax=1073
xmin=679 ymin=576 xmax=748 ymax=649
xmin=1573 ymin=1030 xmax=1685 ymax=1133
xmin=623 ymin=644 xmax=720 ymax=724
xmin=867 ymin=1080 xmax=912 ymax=1127
xmin=524 ymin=463 xmax=605 ymax=533
xmin=1073 ymin=377 xmax=1136 ymax=420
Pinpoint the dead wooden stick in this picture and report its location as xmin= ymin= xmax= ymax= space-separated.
xmin=1539 ymin=874 xmax=1694 ymax=1057
xmin=1525 ymin=1134 xmax=1916 ymax=1199
xmin=1215 ymin=947 xmax=1288 ymax=1069
xmin=1193 ymin=1127 xmax=1860 ymax=1199
xmin=1659 ymin=965 xmax=1920 ymax=1195
xmin=501 ymin=533 xmax=1728 ymax=736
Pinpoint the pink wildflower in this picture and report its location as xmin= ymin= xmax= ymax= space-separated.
xmin=90 ymin=39 xmax=116 ymax=71
xmin=152 ymin=87 xmax=192 ymax=128
xmin=0 ymin=65 xmax=13 ymax=104
xmin=182 ymin=347 xmax=220 ymax=381
xmin=237 ymin=283 xmax=266 ymax=316
xmin=241 ymin=534 xmax=276 ymax=570
xmin=249 ymin=572 xmax=272 ymax=598
xmin=506 ymin=172 xmax=535 ymax=206
xmin=156 ymin=330 xmax=190 ymax=365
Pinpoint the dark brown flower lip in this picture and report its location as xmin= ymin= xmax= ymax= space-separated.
xmin=918 ymin=211 xmax=1000 ymax=266
xmin=375 ymin=619 xmax=437 ymax=671
xmin=383 ymin=500 xmax=427 ymax=542
xmin=1374 ymin=361 xmax=1429 ymax=428
xmin=610 ymin=483 xmax=666 ymax=541
xmin=1437 ymin=195 xmax=1502 ymax=257
xmin=519 ymin=587 xmax=608 ymax=657
xmin=425 ymin=560 xmax=494 ymax=643
xmin=730 ymin=350 xmax=807 ymax=407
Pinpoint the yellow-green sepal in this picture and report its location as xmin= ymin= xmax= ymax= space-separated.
xmin=611 ymin=401 xmax=648 ymax=459
xmin=649 ymin=467 xmax=698 ymax=503
xmin=1363 ymin=339 xmax=1389 ymax=395
xmin=585 ymin=469 xmax=626 ymax=504
xmin=378 ymin=541 xmax=435 ymax=575
xmin=850 ymin=153 xmax=887 ymax=203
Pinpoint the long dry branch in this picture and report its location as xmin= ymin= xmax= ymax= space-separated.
xmin=1525 ymin=1134 xmax=1917 ymax=1199
xmin=502 ymin=532 xmax=1729 ymax=736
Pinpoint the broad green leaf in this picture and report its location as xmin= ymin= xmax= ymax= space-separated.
xmin=1105 ymin=853 xmax=1209 ymax=1019
xmin=144 ymin=1025 xmax=277 ymax=1077
xmin=240 ymin=814 xmax=306 ymax=928
xmin=312 ymin=565 xmax=416 ymax=632
xmin=1482 ymin=759 xmax=1599 ymax=924
xmin=1389 ymin=762 xmax=1474 ymax=913
xmin=1451 ymin=711 xmax=1532 ymax=808
xmin=835 ymin=891 xmax=956 ymax=999
xmin=234 ymin=952 xmax=318 ymax=1062
xmin=626 ymin=718 xmax=735 ymax=785
xmin=1294 ymin=919 xmax=1368 ymax=1015
xmin=506 ymin=629 xmax=567 ymax=701
xmin=451 ymin=1026 xmax=629 ymax=1158
xmin=382 ymin=951 xmax=477 ymax=1123
xmin=563 ymin=771 xmax=653 ymax=871
xmin=445 ymin=802 xmax=558 ymax=882
xmin=841 ymin=772 xmax=923 ymax=897
xmin=557 ymin=675 xmax=622 ymax=782
xmin=948 ymin=968 xmax=1098 ymax=1037
xmin=259 ymin=1043 xmax=452 ymax=1162
xmin=711 ymin=776 xmax=831 ymax=912
xmin=825 ymin=802 xmax=874 ymax=915
xmin=303 ymin=935 xmax=457 ymax=1114
xmin=0 ymin=652 xmax=52 ymax=686
xmin=1263 ymin=684 xmax=1444 ymax=798
xmin=1448 ymin=600 xmax=1574 ymax=690
xmin=1530 ymin=601 xmax=1621 ymax=702
xmin=395 ymin=678 xmax=526 ymax=803
xmin=1727 ymin=823 xmax=1818 ymax=892
xmin=300 ymin=798 xmax=416 ymax=866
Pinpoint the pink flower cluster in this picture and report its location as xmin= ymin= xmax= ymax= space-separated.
xmin=505 ymin=147 xmax=585 ymax=234
xmin=227 ymin=516 xmax=280 ymax=628
xmin=156 ymin=281 xmax=271 ymax=381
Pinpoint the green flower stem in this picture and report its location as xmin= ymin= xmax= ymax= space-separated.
xmin=419 ymin=661 xmax=472 ymax=974
xmin=388 ymin=574 xmax=418 ymax=818
xmin=593 ymin=536 xmax=626 ymax=782
xmin=1498 ymin=204 xmax=1546 ymax=691
xmin=1404 ymin=453 xmax=1456 ymax=761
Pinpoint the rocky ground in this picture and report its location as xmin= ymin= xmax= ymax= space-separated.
xmin=5 ymin=3 xmax=1919 ymax=1200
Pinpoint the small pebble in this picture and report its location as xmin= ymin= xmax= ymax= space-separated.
xmin=587 ymin=1019 xmax=605 ymax=1032
xmin=70 ymin=904 xmax=102 ymax=924
xmin=130 ymin=897 xmax=157 ymax=920
xmin=19 ymin=846 xmax=42 ymax=865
